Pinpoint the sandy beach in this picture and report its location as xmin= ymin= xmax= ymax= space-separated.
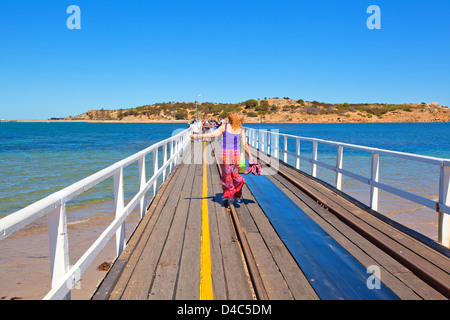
xmin=0 ymin=202 xmax=141 ymax=300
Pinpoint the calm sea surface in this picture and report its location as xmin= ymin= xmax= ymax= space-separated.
xmin=1 ymin=122 xmax=449 ymax=239
xmin=0 ymin=122 xmax=188 ymax=217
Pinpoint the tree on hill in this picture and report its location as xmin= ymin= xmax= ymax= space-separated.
xmin=175 ymin=109 xmax=188 ymax=120
xmin=244 ymin=99 xmax=258 ymax=109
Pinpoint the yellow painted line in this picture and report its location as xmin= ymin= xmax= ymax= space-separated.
xmin=200 ymin=141 xmax=214 ymax=300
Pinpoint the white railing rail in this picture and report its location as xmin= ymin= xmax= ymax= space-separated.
xmin=244 ymin=127 xmax=450 ymax=248
xmin=0 ymin=128 xmax=191 ymax=300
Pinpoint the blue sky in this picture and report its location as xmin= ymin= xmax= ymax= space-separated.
xmin=0 ymin=0 xmax=449 ymax=119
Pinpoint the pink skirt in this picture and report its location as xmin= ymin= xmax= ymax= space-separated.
xmin=220 ymin=148 xmax=245 ymax=199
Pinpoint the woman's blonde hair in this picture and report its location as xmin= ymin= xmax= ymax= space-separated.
xmin=228 ymin=112 xmax=244 ymax=130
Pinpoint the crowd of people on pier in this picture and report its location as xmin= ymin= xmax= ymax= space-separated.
xmin=189 ymin=117 xmax=225 ymax=136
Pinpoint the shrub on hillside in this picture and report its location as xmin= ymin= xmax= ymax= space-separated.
xmin=244 ymin=99 xmax=258 ymax=109
xmin=301 ymin=106 xmax=320 ymax=115
xmin=175 ymin=109 xmax=188 ymax=120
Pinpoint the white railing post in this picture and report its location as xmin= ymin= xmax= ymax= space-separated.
xmin=163 ymin=143 xmax=168 ymax=182
xmin=274 ymin=132 xmax=279 ymax=159
xmin=259 ymin=129 xmax=262 ymax=150
xmin=178 ymin=137 xmax=181 ymax=164
xmin=138 ymin=155 xmax=146 ymax=219
xmin=283 ymin=135 xmax=288 ymax=163
xmin=114 ymin=168 xmax=126 ymax=257
xmin=370 ymin=152 xmax=380 ymax=211
xmin=48 ymin=204 xmax=70 ymax=300
xmin=296 ymin=138 xmax=300 ymax=170
xmin=169 ymin=138 xmax=174 ymax=173
xmin=256 ymin=129 xmax=259 ymax=150
xmin=336 ymin=145 xmax=344 ymax=191
xmin=153 ymin=148 xmax=159 ymax=196
xmin=312 ymin=140 xmax=318 ymax=177
xmin=176 ymin=136 xmax=179 ymax=165
xmin=267 ymin=131 xmax=271 ymax=155
xmin=261 ymin=130 xmax=265 ymax=153
xmin=438 ymin=163 xmax=450 ymax=246
xmin=252 ymin=129 xmax=255 ymax=147
xmin=245 ymin=129 xmax=249 ymax=147
xmin=180 ymin=135 xmax=184 ymax=155
xmin=177 ymin=136 xmax=181 ymax=163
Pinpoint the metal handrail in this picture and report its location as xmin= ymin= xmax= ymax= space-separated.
xmin=244 ymin=127 xmax=450 ymax=247
xmin=0 ymin=128 xmax=191 ymax=299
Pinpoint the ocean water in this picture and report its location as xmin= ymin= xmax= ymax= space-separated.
xmin=245 ymin=122 xmax=450 ymax=240
xmin=245 ymin=122 xmax=450 ymax=158
xmin=0 ymin=122 xmax=189 ymax=218
xmin=1 ymin=122 xmax=450 ymax=240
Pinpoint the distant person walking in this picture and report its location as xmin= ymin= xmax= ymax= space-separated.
xmin=190 ymin=119 xmax=202 ymax=139
xmin=191 ymin=112 xmax=252 ymax=207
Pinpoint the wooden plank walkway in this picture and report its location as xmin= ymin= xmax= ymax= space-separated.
xmin=92 ymin=140 xmax=450 ymax=300
xmin=247 ymin=147 xmax=450 ymax=300
xmin=93 ymin=140 xmax=254 ymax=300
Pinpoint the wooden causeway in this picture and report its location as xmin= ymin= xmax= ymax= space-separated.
xmin=93 ymin=141 xmax=450 ymax=300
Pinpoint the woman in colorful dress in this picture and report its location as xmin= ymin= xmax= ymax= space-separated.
xmin=190 ymin=112 xmax=252 ymax=207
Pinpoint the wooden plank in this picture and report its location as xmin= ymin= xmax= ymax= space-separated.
xmin=236 ymin=188 xmax=296 ymax=300
xmin=279 ymin=163 xmax=450 ymax=282
xmin=175 ymin=164 xmax=203 ymax=299
xmin=206 ymin=162 xmax=228 ymax=300
xmin=278 ymin=160 xmax=450 ymax=276
xmin=244 ymin=172 xmax=401 ymax=300
xmin=245 ymin=232 xmax=293 ymax=300
xmin=267 ymin=173 xmax=424 ymax=300
xmin=234 ymin=200 xmax=259 ymax=233
xmin=117 ymin=164 xmax=191 ymax=300
xmin=209 ymin=160 xmax=254 ymax=300
xmin=91 ymin=259 xmax=128 ymax=300
xmin=210 ymin=142 xmax=267 ymax=300
xmin=108 ymin=162 xmax=185 ymax=300
xmin=94 ymin=166 xmax=181 ymax=300
xmin=211 ymin=140 xmax=318 ymax=299
xmin=228 ymin=203 xmax=268 ymax=300
xmin=270 ymin=160 xmax=449 ymax=299
xmin=106 ymin=141 xmax=253 ymax=300
xmin=122 ymin=170 xmax=180 ymax=261
xmin=192 ymin=139 xmax=204 ymax=165
xmin=148 ymin=162 xmax=197 ymax=299
xmin=248 ymin=146 xmax=449 ymax=273
xmin=239 ymin=186 xmax=320 ymax=300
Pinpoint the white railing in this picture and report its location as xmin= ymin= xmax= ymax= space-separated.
xmin=244 ymin=127 xmax=450 ymax=248
xmin=0 ymin=128 xmax=191 ymax=300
